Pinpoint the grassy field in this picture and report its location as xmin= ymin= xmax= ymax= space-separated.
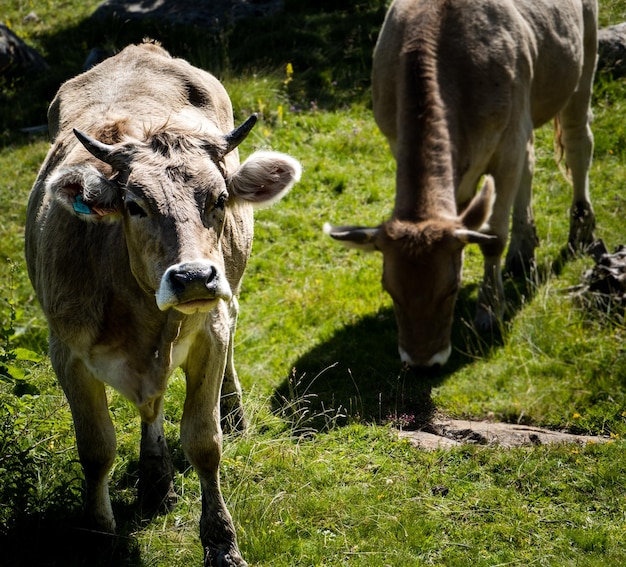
xmin=1 ymin=1 xmax=626 ymax=565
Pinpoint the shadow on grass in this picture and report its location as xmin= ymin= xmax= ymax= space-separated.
xmin=0 ymin=434 xmax=194 ymax=567
xmin=271 ymin=243 xmax=593 ymax=433
xmin=271 ymin=281 xmax=510 ymax=431
xmin=0 ymin=509 xmax=142 ymax=567
xmin=1 ymin=0 xmax=387 ymax=145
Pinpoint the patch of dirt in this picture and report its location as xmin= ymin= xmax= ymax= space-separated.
xmin=398 ymin=418 xmax=610 ymax=450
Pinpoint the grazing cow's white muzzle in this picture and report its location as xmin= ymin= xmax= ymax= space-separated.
xmin=399 ymin=344 xmax=452 ymax=368
xmin=156 ymin=260 xmax=232 ymax=313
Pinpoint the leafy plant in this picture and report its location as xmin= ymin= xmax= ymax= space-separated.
xmin=0 ymin=262 xmax=41 ymax=395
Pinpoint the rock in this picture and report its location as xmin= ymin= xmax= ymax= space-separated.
xmin=0 ymin=24 xmax=49 ymax=76
xmin=398 ymin=418 xmax=611 ymax=450
xmin=91 ymin=0 xmax=284 ymax=30
xmin=598 ymin=23 xmax=626 ymax=77
xmin=22 ymin=12 xmax=39 ymax=25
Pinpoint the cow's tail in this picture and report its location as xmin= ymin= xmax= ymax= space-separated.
xmin=553 ymin=116 xmax=572 ymax=184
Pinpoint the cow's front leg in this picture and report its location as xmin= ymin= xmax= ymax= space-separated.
xmin=181 ymin=309 xmax=247 ymax=567
xmin=505 ymin=138 xmax=539 ymax=277
xmin=478 ymin=130 xmax=538 ymax=330
xmin=52 ymin=339 xmax=117 ymax=532
xmin=220 ymin=297 xmax=246 ymax=435
xmin=474 ymin=190 xmax=512 ymax=332
xmin=475 ymin=250 xmax=506 ymax=332
xmin=139 ymin=399 xmax=177 ymax=514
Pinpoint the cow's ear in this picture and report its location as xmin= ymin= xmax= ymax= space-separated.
xmin=46 ymin=164 xmax=122 ymax=222
xmin=323 ymin=223 xmax=380 ymax=252
xmin=459 ymin=175 xmax=495 ymax=231
xmin=228 ymin=150 xmax=301 ymax=208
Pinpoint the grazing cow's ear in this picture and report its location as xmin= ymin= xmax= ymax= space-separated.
xmin=228 ymin=150 xmax=302 ymax=207
xmin=45 ymin=164 xmax=122 ymax=222
xmin=459 ymin=175 xmax=495 ymax=231
xmin=323 ymin=223 xmax=380 ymax=252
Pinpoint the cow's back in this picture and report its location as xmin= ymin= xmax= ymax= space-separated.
xmin=48 ymin=43 xmax=234 ymax=142
xmin=372 ymin=0 xmax=596 ymax=161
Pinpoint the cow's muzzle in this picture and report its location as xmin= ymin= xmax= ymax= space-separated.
xmin=156 ymin=260 xmax=232 ymax=313
xmin=399 ymin=344 xmax=452 ymax=368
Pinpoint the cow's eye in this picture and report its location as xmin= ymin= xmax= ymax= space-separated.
xmin=126 ymin=201 xmax=147 ymax=218
xmin=214 ymin=193 xmax=228 ymax=210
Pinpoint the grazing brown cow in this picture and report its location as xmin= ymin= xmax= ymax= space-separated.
xmin=325 ymin=0 xmax=597 ymax=367
xmin=25 ymin=41 xmax=301 ymax=567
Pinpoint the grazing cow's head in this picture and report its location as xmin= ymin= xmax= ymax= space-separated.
xmin=325 ymin=177 xmax=495 ymax=368
xmin=45 ymin=115 xmax=301 ymax=314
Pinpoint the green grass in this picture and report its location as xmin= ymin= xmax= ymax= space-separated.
xmin=2 ymin=1 xmax=626 ymax=566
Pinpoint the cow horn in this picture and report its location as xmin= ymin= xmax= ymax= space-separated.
xmin=323 ymin=223 xmax=380 ymax=251
xmin=224 ymin=114 xmax=258 ymax=154
xmin=453 ymin=228 xmax=498 ymax=245
xmin=73 ymin=128 xmax=130 ymax=170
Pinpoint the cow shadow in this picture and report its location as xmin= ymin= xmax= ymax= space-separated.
xmin=0 ymin=509 xmax=142 ymax=567
xmin=1 ymin=0 xmax=386 ymax=142
xmin=271 ymin=281 xmax=511 ymax=432
xmin=270 ymin=249 xmax=573 ymax=432
xmin=0 ymin=432 xmax=191 ymax=567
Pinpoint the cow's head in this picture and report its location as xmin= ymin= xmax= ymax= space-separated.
xmin=325 ymin=177 xmax=495 ymax=368
xmin=46 ymin=115 xmax=301 ymax=314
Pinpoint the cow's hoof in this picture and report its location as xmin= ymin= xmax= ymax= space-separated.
xmin=506 ymin=224 xmax=538 ymax=278
xmin=220 ymin=402 xmax=247 ymax=435
xmin=504 ymin=250 xmax=536 ymax=279
xmin=87 ymin=512 xmax=116 ymax=535
xmin=139 ymin=481 xmax=178 ymax=515
xmin=568 ymin=201 xmax=595 ymax=250
xmin=473 ymin=307 xmax=500 ymax=333
xmin=204 ymin=547 xmax=248 ymax=567
xmin=138 ymin=463 xmax=178 ymax=515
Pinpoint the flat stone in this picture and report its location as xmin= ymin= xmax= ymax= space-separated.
xmin=398 ymin=418 xmax=611 ymax=450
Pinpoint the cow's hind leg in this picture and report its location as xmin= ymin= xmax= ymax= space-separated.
xmin=559 ymin=29 xmax=596 ymax=250
xmin=558 ymin=109 xmax=595 ymax=249
xmin=138 ymin=400 xmax=177 ymax=514
xmin=51 ymin=336 xmax=117 ymax=533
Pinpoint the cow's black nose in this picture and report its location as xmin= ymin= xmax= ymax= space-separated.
xmin=169 ymin=263 xmax=218 ymax=296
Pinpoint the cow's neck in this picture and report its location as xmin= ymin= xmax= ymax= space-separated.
xmin=392 ymin=43 xmax=457 ymax=222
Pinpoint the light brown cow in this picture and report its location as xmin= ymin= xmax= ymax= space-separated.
xmin=325 ymin=0 xmax=597 ymax=367
xmin=25 ymin=41 xmax=301 ymax=567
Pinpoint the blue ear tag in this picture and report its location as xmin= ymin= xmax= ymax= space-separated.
xmin=73 ymin=195 xmax=93 ymax=215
